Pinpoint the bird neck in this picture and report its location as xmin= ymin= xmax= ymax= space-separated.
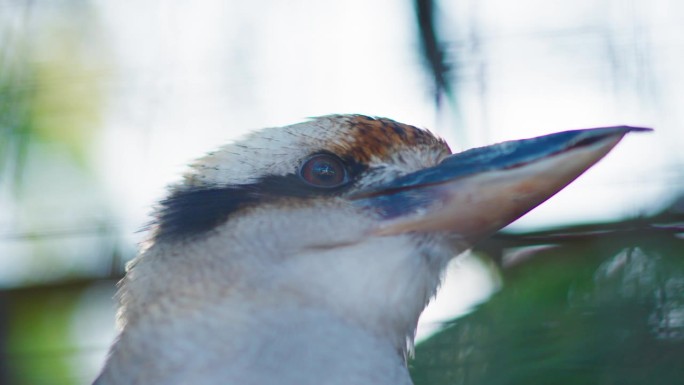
xmin=98 ymin=294 xmax=416 ymax=385
xmin=99 ymin=223 xmax=459 ymax=385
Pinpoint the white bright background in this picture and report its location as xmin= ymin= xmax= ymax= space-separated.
xmin=1 ymin=0 xmax=682 ymax=383
xmin=94 ymin=0 xmax=677 ymax=235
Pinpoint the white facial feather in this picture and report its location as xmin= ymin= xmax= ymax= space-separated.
xmin=183 ymin=116 xmax=346 ymax=187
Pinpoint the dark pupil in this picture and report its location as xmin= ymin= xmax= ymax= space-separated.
xmin=312 ymin=161 xmax=337 ymax=182
xmin=300 ymin=153 xmax=348 ymax=188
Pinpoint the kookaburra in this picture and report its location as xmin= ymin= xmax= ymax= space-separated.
xmin=94 ymin=115 xmax=647 ymax=385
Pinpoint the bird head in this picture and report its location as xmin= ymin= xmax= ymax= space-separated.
xmin=116 ymin=115 xmax=647 ymax=365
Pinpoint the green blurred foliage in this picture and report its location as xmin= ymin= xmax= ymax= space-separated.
xmin=1 ymin=8 xmax=114 ymax=383
xmin=411 ymin=232 xmax=684 ymax=385
xmin=3 ymin=285 xmax=83 ymax=385
xmin=0 ymin=3 xmax=107 ymax=187
xmin=28 ymin=26 xmax=105 ymax=168
xmin=0 ymin=4 xmax=116 ymax=287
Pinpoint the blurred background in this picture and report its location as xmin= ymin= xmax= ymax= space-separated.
xmin=0 ymin=0 xmax=682 ymax=384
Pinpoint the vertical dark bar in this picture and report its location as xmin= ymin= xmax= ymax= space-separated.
xmin=414 ymin=0 xmax=450 ymax=106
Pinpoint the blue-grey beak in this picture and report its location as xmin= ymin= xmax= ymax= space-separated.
xmin=352 ymin=126 xmax=651 ymax=240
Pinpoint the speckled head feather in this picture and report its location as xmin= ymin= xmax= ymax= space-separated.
xmin=183 ymin=115 xmax=449 ymax=187
xmin=326 ymin=115 xmax=450 ymax=164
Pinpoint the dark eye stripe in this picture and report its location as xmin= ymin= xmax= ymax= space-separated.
xmin=152 ymin=154 xmax=368 ymax=241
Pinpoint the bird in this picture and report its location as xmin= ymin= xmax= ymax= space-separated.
xmin=93 ymin=115 xmax=648 ymax=385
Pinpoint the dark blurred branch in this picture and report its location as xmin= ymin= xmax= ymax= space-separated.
xmin=413 ymin=0 xmax=451 ymax=105
xmin=479 ymin=211 xmax=684 ymax=267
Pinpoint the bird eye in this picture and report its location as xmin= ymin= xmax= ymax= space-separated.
xmin=299 ymin=153 xmax=349 ymax=188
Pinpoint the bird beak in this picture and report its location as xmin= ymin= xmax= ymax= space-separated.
xmin=351 ymin=126 xmax=651 ymax=241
